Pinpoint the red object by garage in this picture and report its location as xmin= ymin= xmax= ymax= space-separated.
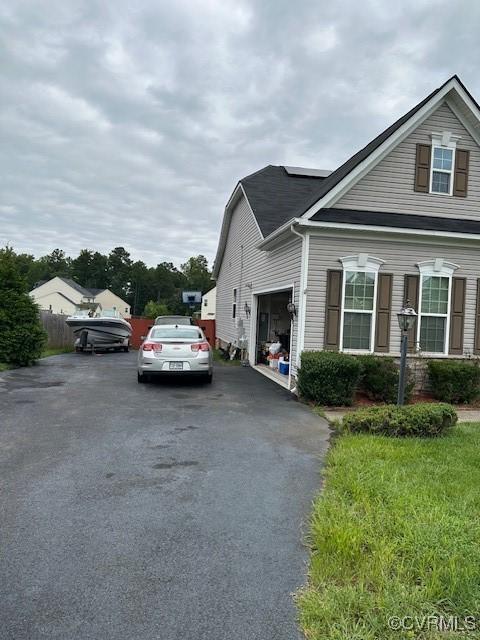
xmin=129 ymin=317 xmax=154 ymax=349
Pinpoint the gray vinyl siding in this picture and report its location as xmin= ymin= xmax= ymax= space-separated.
xmin=334 ymin=102 xmax=480 ymax=218
xmin=215 ymin=194 xmax=302 ymax=370
xmin=304 ymin=231 xmax=480 ymax=356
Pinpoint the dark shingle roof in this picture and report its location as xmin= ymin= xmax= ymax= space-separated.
xmin=58 ymin=277 xmax=95 ymax=298
xmin=311 ymin=208 xmax=480 ymax=235
xmin=86 ymin=287 xmax=105 ymax=296
xmin=240 ymin=165 xmax=326 ymax=236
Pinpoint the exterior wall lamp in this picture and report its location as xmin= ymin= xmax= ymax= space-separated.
xmin=396 ymin=301 xmax=417 ymax=405
xmin=286 ymin=301 xmax=297 ymax=319
xmin=244 ymin=302 xmax=251 ymax=317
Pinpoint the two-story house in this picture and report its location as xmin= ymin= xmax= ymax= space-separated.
xmin=30 ymin=277 xmax=131 ymax=318
xmin=213 ymin=75 xmax=480 ymax=389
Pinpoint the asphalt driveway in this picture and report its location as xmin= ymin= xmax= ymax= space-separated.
xmin=0 ymin=353 xmax=330 ymax=640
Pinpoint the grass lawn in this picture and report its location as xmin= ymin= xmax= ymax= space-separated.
xmin=0 ymin=347 xmax=73 ymax=370
xmin=297 ymin=423 xmax=480 ymax=639
xmin=41 ymin=347 xmax=74 ymax=358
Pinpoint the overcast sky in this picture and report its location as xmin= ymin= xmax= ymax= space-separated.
xmin=1 ymin=1 xmax=479 ymax=267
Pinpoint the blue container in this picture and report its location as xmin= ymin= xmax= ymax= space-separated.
xmin=278 ymin=361 xmax=289 ymax=375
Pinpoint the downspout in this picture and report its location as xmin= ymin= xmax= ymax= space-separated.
xmin=290 ymin=223 xmax=309 ymax=380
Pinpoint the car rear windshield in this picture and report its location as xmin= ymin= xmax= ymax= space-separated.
xmin=150 ymin=327 xmax=202 ymax=339
xmin=155 ymin=316 xmax=192 ymax=325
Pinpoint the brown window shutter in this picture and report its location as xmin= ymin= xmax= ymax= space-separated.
xmin=453 ymin=149 xmax=469 ymax=197
xmin=474 ymin=280 xmax=480 ymax=355
xmin=324 ymin=270 xmax=343 ymax=351
xmin=404 ymin=274 xmax=420 ymax=352
xmin=414 ymin=144 xmax=431 ymax=192
xmin=374 ymin=273 xmax=392 ymax=353
xmin=449 ymin=277 xmax=466 ymax=355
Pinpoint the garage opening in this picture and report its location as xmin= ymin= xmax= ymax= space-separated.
xmin=254 ymin=288 xmax=293 ymax=388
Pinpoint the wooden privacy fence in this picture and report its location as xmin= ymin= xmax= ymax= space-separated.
xmin=39 ymin=314 xmax=217 ymax=350
xmin=194 ymin=319 xmax=215 ymax=347
xmin=40 ymin=311 xmax=75 ymax=348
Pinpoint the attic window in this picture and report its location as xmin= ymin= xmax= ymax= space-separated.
xmin=430 ymin=146 xmax=454 ymax=195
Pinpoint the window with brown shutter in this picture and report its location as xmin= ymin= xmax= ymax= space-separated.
xmin=324 ymin=270 xmax=342 ymax=351
xmin=449 ymin=277 xmax=466 ymax=355
xmin=453 ymin=149 xmax=469 ymax=197
xmin=414 ymin=144 xmax=431 ymax=192
xmin=403 ymin=275 xmax=419 ymax=352
xmin=374 ymin=273 xmax=392 ymax=352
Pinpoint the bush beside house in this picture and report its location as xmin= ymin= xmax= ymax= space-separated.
xmin=0 ymin=248 xmax=46 ymax=366
xmin=298 ymin=351 xmax=361 ymax=406
xmin=427 ymin=360 xmax=480 ymax=404
xmin=356 ymin=354 xmax=414 ymax=403
xmin=298 ymin=351 xmax=414 ymax=406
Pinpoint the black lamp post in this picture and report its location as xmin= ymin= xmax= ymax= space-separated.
xmin=397 ymin=302 xmax=417 ymax=405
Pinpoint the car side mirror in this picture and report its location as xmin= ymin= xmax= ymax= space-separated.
xmin=141 ymin=335 xmax=146 ymax=340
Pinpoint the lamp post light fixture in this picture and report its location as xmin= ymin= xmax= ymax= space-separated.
xmin=396 ymin=302 xmax=417 ymax=405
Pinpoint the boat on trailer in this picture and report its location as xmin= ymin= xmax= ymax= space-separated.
xmin=66 ymin=308 xmax=132 ymax=352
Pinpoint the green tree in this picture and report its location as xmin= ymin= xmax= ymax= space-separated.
xmin=70 ymin=249 xmax=95 ymax=286
xmin=0 ymin=248 xmax=46 ymax=366
xmin=36 ymin=248 xmax=71 ymax=281
xmin=143 ymin=300 xmax=171 ymax=319
xmin=107 ymin=247 xmax=132 ymax=298
xmin=181 ymin=255 xmax=213 ymax=294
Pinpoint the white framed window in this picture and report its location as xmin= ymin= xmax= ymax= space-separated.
xmin=339 ymin=254 xmax=384 ymax=353
xmin=429 ymin=132 xmax=460 ymax=196
xmin=430 ymin=146 xmax=454 ymax=195
xmin=232 ymin=288 xmax=237 ymax=319
xmin=416 ymin=259 xmax=458 ymax=355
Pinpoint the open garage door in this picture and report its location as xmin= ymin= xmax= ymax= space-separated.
xmin=253 ymin=288 xmax=293 ymax=388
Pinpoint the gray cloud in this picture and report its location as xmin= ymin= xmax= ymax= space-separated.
xmin=1 ymin=0 xmax=479 ymax=266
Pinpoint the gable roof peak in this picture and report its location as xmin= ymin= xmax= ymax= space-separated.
xmin=299 ymin=73 xmax=480 ymax=219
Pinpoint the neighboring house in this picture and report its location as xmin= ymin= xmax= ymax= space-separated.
xmin=201 ymin=287 xmax=216 ymax=320
xmin=88 ymin=288 xmax=132 ymax=318
xmin=214 ymin=75 xmax=480 ymax=389
xmin=30 ymin=277 xmax=131 ymax=318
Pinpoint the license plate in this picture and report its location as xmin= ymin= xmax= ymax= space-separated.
xmin=169 ymin=362 xmax=183 ymax=370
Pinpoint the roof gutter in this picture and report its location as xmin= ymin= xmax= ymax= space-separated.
xmin=296 ymin=218 xmax=480 ymax=243
xmin=256 ymin=217 xmax=303 ymax=250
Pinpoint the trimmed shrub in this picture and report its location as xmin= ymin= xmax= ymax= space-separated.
xmin=356 ymin=354 xmax=414 ymax=403
xmin=298 ymin=351 xmax=361 ymax=406
xmin=342 ymin=403 xmax=457 ymax=437
xmin=427 ymin=360 xmax=480 ymax=404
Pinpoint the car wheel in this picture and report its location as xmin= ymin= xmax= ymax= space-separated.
xmin=137 ymin=372 xmax=147 ymax=383
xmin=206 ymin=373 xmax=213 ymax=384
xmin=124 ymin=346 xmax=129 ymax=353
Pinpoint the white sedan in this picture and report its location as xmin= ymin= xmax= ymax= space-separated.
xmin=137 ymin=324 xmax=213 ymax=384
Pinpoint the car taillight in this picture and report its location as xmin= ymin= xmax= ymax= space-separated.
xmin=143 ymin=342 xmax=162 ymax=351
xmin=191 ymin=342 xmax=210 ymax=352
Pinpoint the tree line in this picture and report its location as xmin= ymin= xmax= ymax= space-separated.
xmin=3 ymin=246 xmax=215 ymax=316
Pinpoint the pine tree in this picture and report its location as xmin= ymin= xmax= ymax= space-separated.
xmin=0 ymin=248 xmax=46 ymax=366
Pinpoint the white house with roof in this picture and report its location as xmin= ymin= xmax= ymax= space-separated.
xmin=30 ymin=277 xmax=131 ymax=318
xmin=201 ymin=286 xmax=216 ymax=320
